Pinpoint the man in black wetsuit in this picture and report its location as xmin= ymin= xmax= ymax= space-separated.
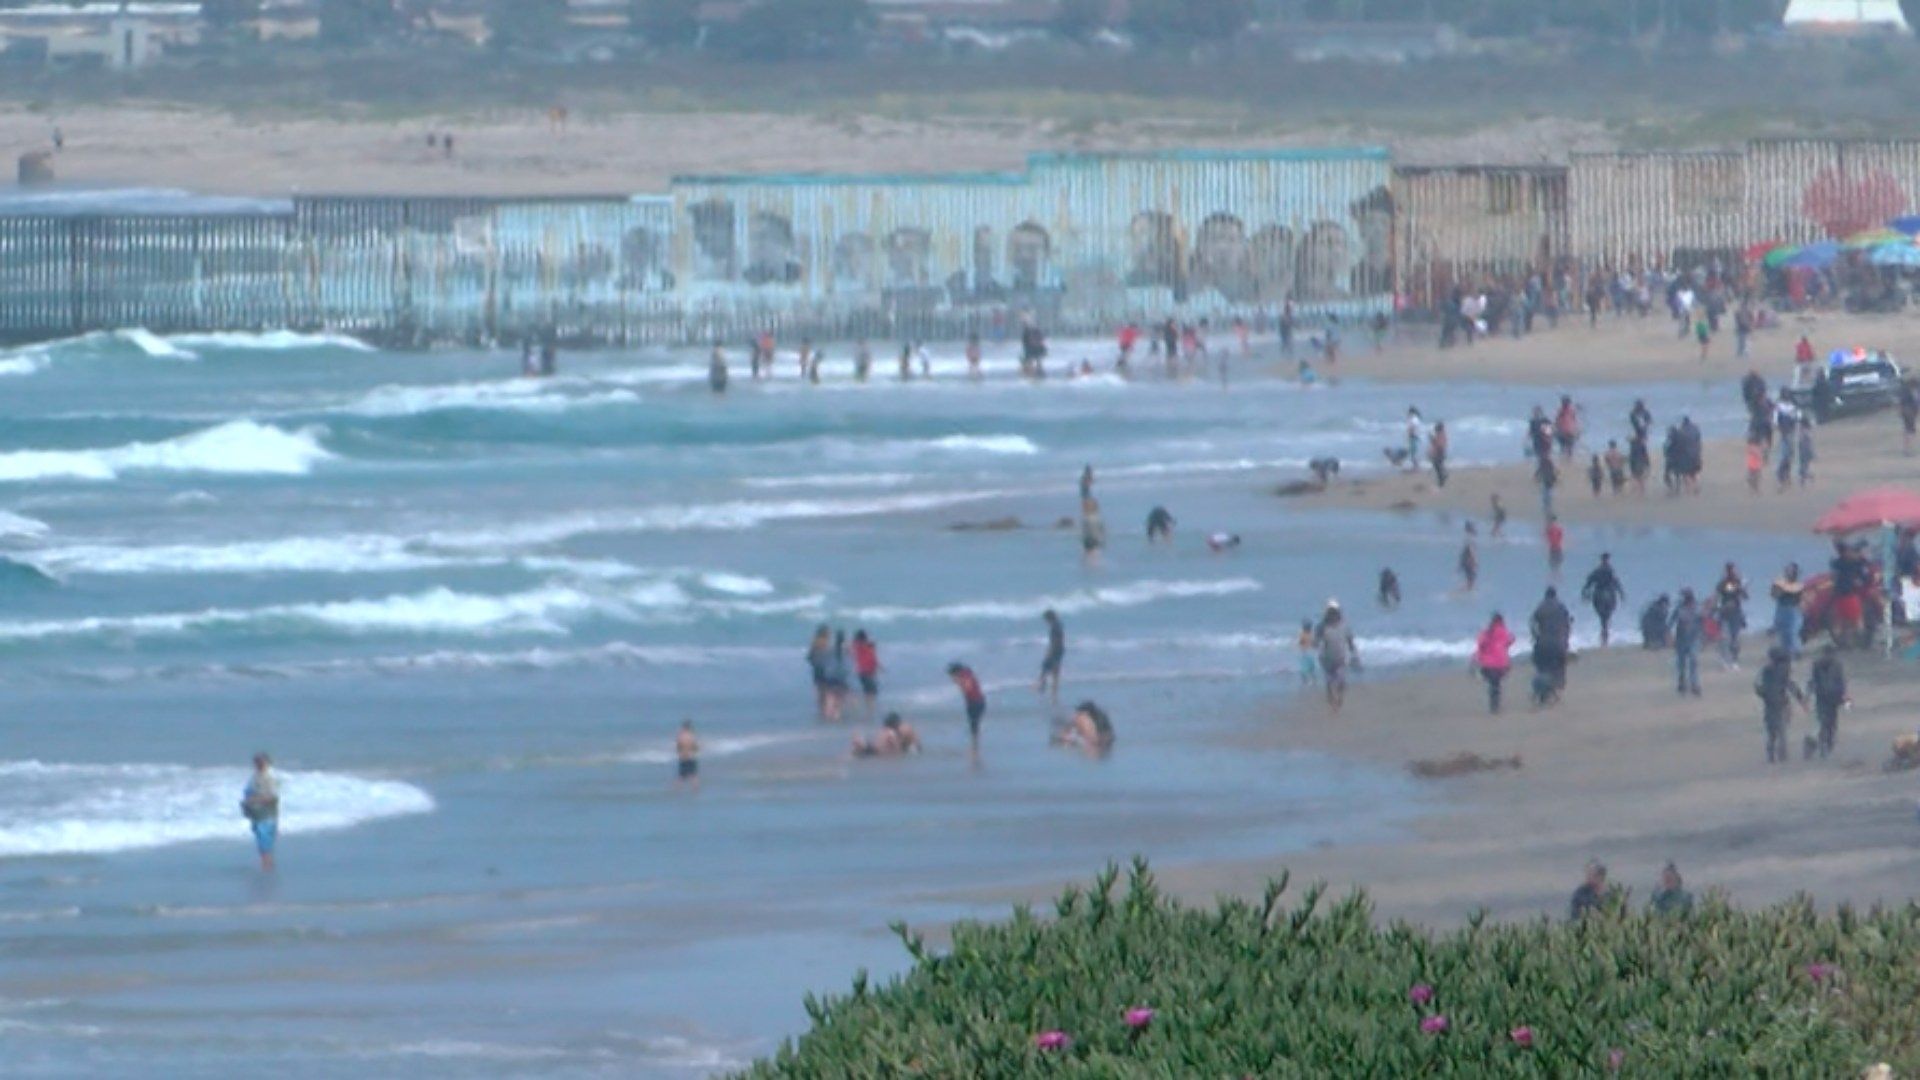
xmin=1580 ymin=553 xmax=1626 ymax=646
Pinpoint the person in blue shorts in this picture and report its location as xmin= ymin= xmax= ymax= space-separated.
xmin=240 ymin=752 xmax=279 ymax=872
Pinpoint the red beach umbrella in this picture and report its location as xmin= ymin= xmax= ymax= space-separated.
xmin=1813 ymin=486 xmax=1920 ymax=534
xmin=1744 ymin=239 xmax=1785 ymax=262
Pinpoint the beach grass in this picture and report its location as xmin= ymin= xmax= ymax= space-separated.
xmin=745 ymin=859 xmax=1916 ymax=1076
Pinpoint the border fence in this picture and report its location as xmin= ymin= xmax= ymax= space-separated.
xmin=1 ymin=139 xmax=1917 ymax=346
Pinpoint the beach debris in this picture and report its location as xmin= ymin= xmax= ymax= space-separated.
xmin=1274 ymin=480 xmax=1322 ymax=497
xmin=949 ymin=517 xmax=1024 ymax=532
xmin=1408 ymin=752 xmax=1523 ymax=779
xmin=1884 ymin=733 xmax=1920 ymax=773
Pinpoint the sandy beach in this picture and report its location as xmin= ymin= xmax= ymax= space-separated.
xmin=0 ymin=106 xmax=1619 ymax=197
xmin=1172 ymin=645 xmax=1920 ymax=926
xmin=936 ymin=321 xmax=1920 ymax=932
xmin=1314 ymin=313 xmax=1920 ymax=536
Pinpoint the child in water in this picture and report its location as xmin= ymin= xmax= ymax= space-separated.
xmin=1296 ymin=620 xmax=1318 ymax=686
xmin=1298 ymin=357 xmax=1318 ymax=385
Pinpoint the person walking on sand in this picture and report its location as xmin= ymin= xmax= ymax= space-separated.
xmin=1535 ymin=454 xmax=1558 ymax=517
xmin=1037 ymin=610 xmax=1066 ymax=701
xmin=1809 ymin=644 xmax=1849 ymax=760
xmin=1796 ymin=422 xmax=1815 ymax=486
xmin=1553 ymin=395 xmax=1581 ymax=460
xmin=948 ymin=662 xmax=988 ymax=757
xmin=1581 ymin=552 xmax=1625 ymax=645
xmin=1427 ymin=421 xmax=1450 ymax=488
xmin=1404 ymin=407 xmax=1424 ymax=471
xmin=1670 ymin=588 xmax=1705 ymax=697
xmin=1489 ymin=493 xmax=1507 ymax=539
xmin=240 ymin=753 xmax=279 ymax=872
xmin=1474 ymin=611 xmax=1514 ymax=714
xmin=1313 ymin=600 xmax=1359 ymax=714
xmin=1756 ymin=645 xmax=1805 ymax=765
xmin=1604 ymin=440 xmax=1626 ymax=495
xmin=1771 ymin=563 xmax=1805 ymax=658
xmin=1529 ymin=587 xmax=1573 ymax=702
xmin=1714 ymin=563 xmax=1749 ymax=669
xmin=675 ymin=720 xmax=700 ymax=790
xmin=1458 ymin=522 xmax=1479 ymax=591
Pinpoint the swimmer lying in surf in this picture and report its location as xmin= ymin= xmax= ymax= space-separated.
xmin=851 ymin=713 xmax=921 ymax=758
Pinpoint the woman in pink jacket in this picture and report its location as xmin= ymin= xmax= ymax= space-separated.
xmin=1474 ymin=612 xmax=1515 ymax=714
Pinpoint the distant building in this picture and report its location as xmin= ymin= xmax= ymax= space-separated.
xmin=1266 ymin=22 xmax=1461 ymax=64
xmin=1781 ymin=0 xmax=1912 ymax=35
xmin=0 ymin=3 xmax=201 ymax=69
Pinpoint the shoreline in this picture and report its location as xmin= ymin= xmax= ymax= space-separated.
xmin=929 ymin=331 xmax=1920 ymax=929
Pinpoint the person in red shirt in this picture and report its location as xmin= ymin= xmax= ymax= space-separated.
xmin=852 ymin=630 xmax=881 ymax=720
xmin=1116 ymin=322 xmax=1139 ymax=369
xmin=1545 ymin=516 xmax=1566 ymax=576
xmin=948 ymin=662 xmax=987 ymax=757
xmin=1794 ymin=335 xmax=1814 ymax=367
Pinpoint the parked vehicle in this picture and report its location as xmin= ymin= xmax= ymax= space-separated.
xmin=1783 ymin=352 xmax=1905 ymax=421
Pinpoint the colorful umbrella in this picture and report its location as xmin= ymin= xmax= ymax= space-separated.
xmin=1870 ymin=242 xmax=1920 ymax=267
xmin=1844 ymin=227 xmax=1905 ymax=250
xmin=1814 ymin=486 xmax=1920 ymax=534
xmin=1782 ymin=241 xmax=1841 ymax=269
xmin=1763 ymin=244 xmax=1802 ymax=269
xmin=1744 ymin=239 xmax=1785 ymax=262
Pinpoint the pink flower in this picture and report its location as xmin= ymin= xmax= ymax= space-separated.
xmin=1034 ymin=1030 xmax=1071 ymax=1052
xmin=1805 ymin=962 xmax=1834 ymax=983
xmin=1420 ymin=1015 xmax=1449 ymax=1035
xmin=1509 ymin=1026 xmax=1534 ymax=1048
xmin=1123 ymin=1007 xmax=1155 ymax=1029
xmin=1607 ymin=1048 xmax=1626 ymax=1071
xmin=1407 ymin=983 xmax=1434 ymax=1006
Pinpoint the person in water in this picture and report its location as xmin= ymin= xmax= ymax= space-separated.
xmin=1206 ymin=532 xmax=1241 ymax=553
xmin=1313 ymin=600 xmax=1359 ymax=713
xmin=1145 ymin=506 xmax=1175 ymax=544
xmin=820 ymin=630 xmax=852 ymax=722
xmin=1080 ymin=497 xmax=1107 ymax=566
xmin=1458 ymin=522 xmax=1478 ymax=592
xmin=851 ymin=630 xmax=881 ymax=720
xmin=1377 ymin=567 xmax=1401 ymax=609
xmin=1489 ymin=493 xmax=1507 ymax=539
xmin=1296 ymin=620 xmax=1318 ymax=686
xmin=675 ymin=720 xmax=700 ymax=790
xmin=854 ymin=339 xmax=872 ymax=382
xmin=708 ymin=342 xmax=729 ymax=394
xmin=1056 ymin=700 xmax=1115 ymax=757
xmin=965 ymin=333 xmax=983 ymax=380
xmin=241 ymin=752 xmax=280 ymax=872
xmin=852 ymin=712 xmax=921 ymax=759
xmin=948 ymin=662 xmax=987 ymax=756
xmin=1037 ymin=610 xmax=1066 ymax=701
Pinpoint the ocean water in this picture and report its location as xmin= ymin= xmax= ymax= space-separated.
xmin=0 ymin=331 xmax=1817 ymax=1077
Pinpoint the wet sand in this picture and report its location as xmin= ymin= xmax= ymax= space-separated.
xmin=1167 ymin=647 xmax=1920 ymax=926
xmin=937 ymin=322 xmax=1920 ymax=930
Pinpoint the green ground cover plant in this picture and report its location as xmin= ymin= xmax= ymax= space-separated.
xmin=746 ymin=860 xmax=1917 ymax=1076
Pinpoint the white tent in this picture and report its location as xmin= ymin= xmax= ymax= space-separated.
xmin=1782 ymin=0 xmax=1913 ymax=34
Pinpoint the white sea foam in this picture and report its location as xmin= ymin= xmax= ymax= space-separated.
xmin=0 ymin=354 xmax=48 ymax=378
xmin=0 ymin=511 xmax=50 ymax=540
xmin=0 ymin=760 xmax=433 ymax=858
xmin=167 ymin=330 xmax=374 ymax=352
xmin=699 ymin=572 xmax=776 ymax=597
xmin=423 ymin=489 xmax=1006 ymax=549
xmin=741 ymin=472 xmax=918 ymax=491
xmin=610 ymin=733 xmax=816 ymax=766
xmin=846 ymin=578 xmax=1262 ymax=623
xmin=114 ymin=328 xmax=197 ymax=360
xmin=340 ymin=380 xmax=639 ymax=418
xmin=0 ymin=421 xmax=332 ymax=484
xmin=925 ymin=434 xmax=1038 ymax=455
